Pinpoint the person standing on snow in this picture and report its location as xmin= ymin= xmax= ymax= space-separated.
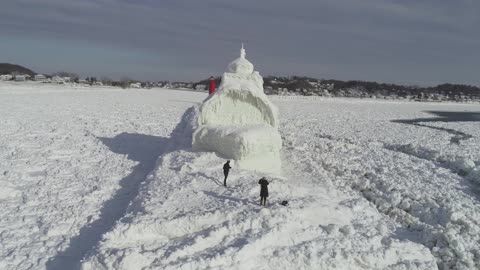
xmin=223 ymin=160 xmax=231 ymax=187
xmin=208 ymin=76 xmax=216 ymax=95
xmin=258 ymin=177 xmax=269 ymax=206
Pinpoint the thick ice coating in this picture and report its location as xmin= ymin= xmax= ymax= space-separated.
xmin=192 ymin=46 xmax=282 ymax=173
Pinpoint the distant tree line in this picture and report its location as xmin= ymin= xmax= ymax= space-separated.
xmin=2 ymin=62 xmax=479 ymax=102
xmin=262 ymin=76 xmax=480 ymax=102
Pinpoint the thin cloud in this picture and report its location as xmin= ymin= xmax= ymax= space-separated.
xmin=1 ymin=0 xmax=479 ymax=84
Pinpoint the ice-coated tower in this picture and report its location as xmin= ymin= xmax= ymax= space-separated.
xmin=192 ymin=45 xmax=282 ymax=173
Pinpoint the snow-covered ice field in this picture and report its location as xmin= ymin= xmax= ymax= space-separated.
xmin=1 ymin=82 xmax=479 ymax=270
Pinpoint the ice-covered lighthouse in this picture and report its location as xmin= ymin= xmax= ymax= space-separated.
xmin=191 ymin=45 xmax=282 ymax=174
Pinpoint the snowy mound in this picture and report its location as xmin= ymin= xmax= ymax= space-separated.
xmin=81 ymin=150 xmax=437 ymax=270
xmin=192 ymin=46 xmax=282 ymax=173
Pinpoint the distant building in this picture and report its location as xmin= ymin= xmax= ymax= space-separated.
xmin=34 ymin=74 xmax=47 ymax=82
xmin=78 ymin=79 xmax=89 ymax=84
xmin=0 ymin=74 xmax=13 ymax=81
xmin=195 ymin=84 xmax=206 ymax=91
xmin=15 ymin=74 xmax=29 ymax=81
xmin=51 ymin=76 xmax=65 ymax=84
xmin=130 ymin=82 xmax=141 ymax=88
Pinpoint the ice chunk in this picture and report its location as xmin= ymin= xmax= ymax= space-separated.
xmin=190 ymin=46 xmax=282 ymax=174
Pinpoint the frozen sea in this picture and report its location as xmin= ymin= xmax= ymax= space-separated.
xmin=1 ymin=82 xmax=479 ymax=270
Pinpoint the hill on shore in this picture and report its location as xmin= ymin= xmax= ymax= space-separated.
xmin=0 ymin=63 xmax=36 ymax=76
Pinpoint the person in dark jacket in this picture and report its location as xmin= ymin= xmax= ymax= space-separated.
xmin=223 ymin=161 xmax=231 ymax=187
xmin=258 ymin=177 xmax=269 ymax=206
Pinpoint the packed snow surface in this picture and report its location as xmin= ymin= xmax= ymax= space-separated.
xmin=1 ymin=82 xmax=480 ymax=270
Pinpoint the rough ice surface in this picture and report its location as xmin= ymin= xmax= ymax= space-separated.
xmin=2 ymin=82 xmax=480 ymax=270
xmin=191 ymin=46 xmax=282 ymax=174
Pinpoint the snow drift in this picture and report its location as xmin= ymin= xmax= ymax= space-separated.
xmin=191 ymin=46 xmax=282 ymax=173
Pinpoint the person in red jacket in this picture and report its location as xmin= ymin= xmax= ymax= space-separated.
xmin=208 ymin=76 xmax=216 ymax=94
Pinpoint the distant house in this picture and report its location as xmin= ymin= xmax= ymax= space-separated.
xmin=195 ymin=84 xmax=206 ymax=91
xmin=15 ymin=74 xmax=29 ymax=81
xmin=63 ymin=77 xmax=71 ymax=83
xmin=130 ymin=82 xmax=141 ymax=88
xmin=34 ymin=74 xmax=47 ymax=82
xmin=0 ymin=74 xmax=13 ymax=81
xmin=78 ymin=79 xmax=89 ymax=84
xmin=51 ymin=76 xmax=65 ymax=84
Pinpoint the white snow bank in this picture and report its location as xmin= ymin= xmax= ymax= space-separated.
xmin=81 ymin=148 xmax=436 ymax=270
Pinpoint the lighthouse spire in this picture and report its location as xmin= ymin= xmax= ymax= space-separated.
xmin=240 ymin=43 xmax=246 ymax=59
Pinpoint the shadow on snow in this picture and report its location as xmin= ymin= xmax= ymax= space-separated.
xmin=46 ymin=132 xmax=169 ymax=270
xmin=391 ymin=110 xmax=480 ymax=144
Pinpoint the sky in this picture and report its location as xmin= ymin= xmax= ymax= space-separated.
xmin=1 ymin=0 xmax=480 ymax=85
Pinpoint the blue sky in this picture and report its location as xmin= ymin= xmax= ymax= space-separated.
xmin=1 ymin=0 xmax=479 ymax=85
